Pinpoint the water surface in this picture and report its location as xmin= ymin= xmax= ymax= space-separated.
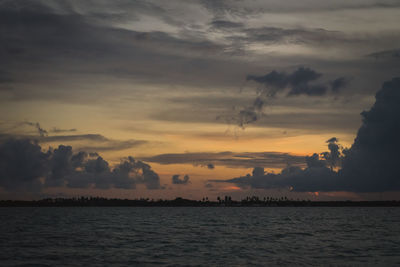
xmin=1 ymin=207 xmax=399 ymax=266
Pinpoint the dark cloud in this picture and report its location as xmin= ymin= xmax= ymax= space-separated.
xmin=330 ymin=77 xmax=350 ymax=93
xmin=0 ymin=70 xmax=13 ymax=84
xmin=224 ymin=67 xmax=351 ymax=127
xmin=0 ymin=139 xmax=48 ymax=192
xmin=246 ymin=67 xmax=345 ymax=97
xmin=172 ymin=174 xmax=190 ymax=185
xmin=49 ymin=127 xmax=77 ymax=133
xmin=200 ymin=1 xmax=400 ymax=15
xmin=77 ymin=139 xmax=147 ymax=152
xmin=157 ymin=95 xmax=361 ymax=134
xmin=239 ymin=27 xmax=347 ymax=46
xmin=42 ymin=134 xmax=108 ymax=142
xmin=142 ymin=151 xmax=305 ymax=169
xmin=0 ymin=139 xmax=162 ymax=192
xmin=0 ymin=0 xmax=243 ymax=94
xmin=217 ymin=77 xmax=400 ymax=192
xmin=210 ymin=153 xmax=338 ymax=192
xmin=24 ymin=122 xmax=48 ymax=137
xmin=207 ymin=163 xmax=215 ymax=169
xmin=210 ymin=20 xmax=244 ymax=29
xmin=0 ymin=125 xmax=147 ymax=152
xmin=46 ymin=145 xmax=76 ymax=187
xmin=367 ymin=49 xmax=400 ymax=59
xmin=340 ymin=77 xmax=400 ymax=192
xmin=204 ymin=183 xmax=213 ymax=188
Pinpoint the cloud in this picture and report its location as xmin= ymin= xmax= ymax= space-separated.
xmin=142 ymin=151 xmax=305 ymax=169
xmin=340 ymin=77 xmax=400 ymax=192
xmin=330 ymin=77 xmax=350 ymax=93
xmin=0 ymin=122 xmax=148 ymax=152
xmin=247 ymin=67 xmax=347 ymax=97
xmin=222 ymin=67 xmax=351 ymax=127
xmin=76 ymin=139 xmax=148 ymax=152
xmin=210 ymin=20 xmax=244 ymax=29
xmin=172 ymin=174 xmax=190 ymax=185
xmin=0 ymin=139 xmax=48 ymax=192
xmin=367 ymin=49 xmax=400 ymax=59
xmin=0 ymin=70 xmax=13 ymax=84
xmin=0 ymin=139 xmax=162 ymax=192
xmin=0 ymin=0 xmax=242 ymax=94
xmin=24 ymin=121 xmax=48 ymax=137
xmin=237 ymin=27 xmax=348 ymax=46
xmin=204 ymin=183 xmax=213 ymax=188
xmin=210 ymin=153 xmax=338 ymax=192
xmin=49 ymin=127 xmax=77 ymax=133
xmin=216 ymin=77 xmax=400 ymax=192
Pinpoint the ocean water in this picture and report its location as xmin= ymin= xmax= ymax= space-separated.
xmin=0 ymin=207 xmax=400 ymax=266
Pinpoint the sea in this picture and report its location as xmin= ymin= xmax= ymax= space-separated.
xmin=1 ymin=207 xmax=399 ymax=266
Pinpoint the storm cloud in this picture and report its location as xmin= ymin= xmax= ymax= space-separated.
xmin=217 ymin=77 xmax=400 ymax=192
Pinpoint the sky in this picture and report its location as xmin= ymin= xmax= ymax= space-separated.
xmin=1 ymin=0 xmax=400 ymax=200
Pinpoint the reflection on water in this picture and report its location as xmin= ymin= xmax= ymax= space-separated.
xmin=1 ymin=207 xmax=400 ymax=266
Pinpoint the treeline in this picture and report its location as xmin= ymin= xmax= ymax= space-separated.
xmin=1 ymin=196 xmax=400 ymax=207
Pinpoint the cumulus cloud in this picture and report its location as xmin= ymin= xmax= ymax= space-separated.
xmin=340 ymin=77 xmax=400 ymax=192
xmin=320 ymin=137 xmax=343 ymax=170
xmin=211 ymin=153 xmax=338 ymax=192
xmin=0 ymin=139 xmax=48 ymax=192
xmin=216 ymin=77 xmax=400 ymax=192
xmin=172 ymin=174 xmax=190 ymax=185
xmin=0 ymin=139 xmax=162 ymax=192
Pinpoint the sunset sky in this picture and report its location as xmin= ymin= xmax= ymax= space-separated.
xmin=1 ymin=0 xmax=400 ymax=200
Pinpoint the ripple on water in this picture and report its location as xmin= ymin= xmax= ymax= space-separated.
xmin=0 ymin=207 xmax=400 ymax=266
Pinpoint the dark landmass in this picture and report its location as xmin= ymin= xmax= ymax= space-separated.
xmin=1 ymin=196 xmax=399 ymax=207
